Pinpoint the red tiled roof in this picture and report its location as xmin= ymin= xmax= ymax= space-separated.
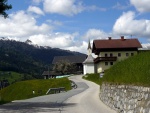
xmin=93 ymin=38 xmax=142 ymax=49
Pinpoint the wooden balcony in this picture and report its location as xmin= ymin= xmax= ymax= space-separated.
xmin=94 ymin=57 xmax=117 ymax=63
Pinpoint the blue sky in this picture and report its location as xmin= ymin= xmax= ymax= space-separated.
xmin=0 ymin=0 xmax=150 ymax=53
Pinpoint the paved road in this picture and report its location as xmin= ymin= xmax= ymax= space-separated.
xmin=0 ymin=75 xmax=116 ymax=113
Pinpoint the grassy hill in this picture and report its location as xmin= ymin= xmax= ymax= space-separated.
xmin=0 ymin=77 xmax=71 ymax=104
xmin=103 ymin=51 xmax=150 ymax=86
xmin=84 ymin=51 xmax=150 ymax=86
xmin=0 ymin=71 xmax=33 ymax=84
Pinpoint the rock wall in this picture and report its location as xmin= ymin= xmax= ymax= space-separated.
xmin=100 ymin=83 xmax=150 ymax=113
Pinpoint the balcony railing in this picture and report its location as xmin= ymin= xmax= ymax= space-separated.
xmin=94 ymin=57 xmax=117 ymax=63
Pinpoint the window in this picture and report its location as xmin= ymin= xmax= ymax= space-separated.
xmin=118 ymin=53 xmax=121 ymax=57
xmin=105 ymin=53 xmax=108 ymax=57
xmin=126 ymin=53 xmax=129 ymax=57
xmin=131 ymin=53 xmax=134 ymax=56
xmin=110 ymin=62 xmax=113 ymax=65
xmin=110 ymin=53 xmax=113 ymax=57
xmin=105 ymin=62 xmax=108 ymax=66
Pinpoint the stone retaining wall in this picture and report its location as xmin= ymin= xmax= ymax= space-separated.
xmin=100 ymin=83 xmax=150 ymax=113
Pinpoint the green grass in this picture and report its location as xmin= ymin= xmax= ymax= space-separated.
xmin=102 ymin=51 xmax=150 ymax=86
xmin=83 ymin=73 xmax=103 ymax=85
xmin=0 ymin=77 xmax=71 ymax=104
xmin=83 ymin=51 xmax=150 ymax=87
xmin=0 ymin=71 xmax=32 ymax=84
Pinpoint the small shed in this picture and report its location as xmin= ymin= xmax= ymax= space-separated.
xmin=42 ymin=71 xmax=60 ymax=79
xmin=83 ymin=54 xmax=95 ymax=75
xmin=83 ymin=40 xmax=95 ymax=75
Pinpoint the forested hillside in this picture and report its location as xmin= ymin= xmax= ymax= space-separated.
xmin=0 ymin=39 xmax=85 ymax=78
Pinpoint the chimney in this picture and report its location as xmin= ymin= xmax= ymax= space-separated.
xmin=121 ymin=36 xmax=125 ymax=41
xmin=108 ymin=37 xmax=111 ymax=40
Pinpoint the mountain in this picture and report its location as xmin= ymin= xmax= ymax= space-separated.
xmin=0 ymin=38 xmax=86 ymax=78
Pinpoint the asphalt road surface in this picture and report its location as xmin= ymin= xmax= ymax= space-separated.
xmin=0 ymin=75 xmax=116 ymax=113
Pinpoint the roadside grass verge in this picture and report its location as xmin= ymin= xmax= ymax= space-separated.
xmin=83 ymin=73 xmax=103 ymax=85
xmin=0 ymin=77 xmax=71 ymax=104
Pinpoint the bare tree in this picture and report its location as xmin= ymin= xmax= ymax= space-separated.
xmin=53 ymin=60 xmax=76 ymax=75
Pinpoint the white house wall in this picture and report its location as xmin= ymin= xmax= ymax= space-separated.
xmin=97 ymin=51 xmax=138 ymax=73
xmin=83 ymin=64 xmax=87 ymax=75
xmin=99 ymin=51 xmax=138 ymax=61
xmin=96 ymin=62 xmax=112 ymax=73
xmin=83 ymin=64 xmax=95 ymax=74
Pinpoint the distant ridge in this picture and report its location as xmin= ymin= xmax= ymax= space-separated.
xmin=0 ymin=38 xmax=86 ymax=77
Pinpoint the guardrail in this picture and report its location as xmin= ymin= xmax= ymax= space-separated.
xmin=71 ymin=81 xmax=77 ymax=89
xmin=46 ymin=81 xmax=77 ymax=94
xmin=46 ymin=87 xmax=66 ymax=95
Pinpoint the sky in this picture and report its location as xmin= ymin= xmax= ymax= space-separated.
xmin=0 ymin=0 xmax=150 ymax=54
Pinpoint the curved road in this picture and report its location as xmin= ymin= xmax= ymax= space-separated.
xmin=0 ymin=75 xmax=116 ymax=113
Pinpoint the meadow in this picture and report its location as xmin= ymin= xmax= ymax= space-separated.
xmin=0 ymin=71 xmax=32 ymax=84
xmin=0 ymin=77 xmax=71 ymax=104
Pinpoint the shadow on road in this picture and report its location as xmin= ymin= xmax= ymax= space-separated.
xmin=0 ymin=102 xmax=76 ymax=113
xmin=0 ymin=75 xmax=88 ymax=113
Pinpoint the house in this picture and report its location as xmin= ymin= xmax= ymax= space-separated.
xmin=42 ymin=55 xmax=86 ymax=79
xmin=83 ymin=36 xmax=142 ymax=74
xmin=52 ymin=55 xmax=87 ymax=74
xmin=42 ymin=71 xmax=60 ymax=79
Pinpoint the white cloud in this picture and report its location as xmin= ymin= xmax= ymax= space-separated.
xmin=29 ymin=33 xmax=76 ymax=48
xmin=46 ymin=20 xmax=63 ymax=26
xmin=27 ymin=6 xmax=44 ymax=15
xmin=32 ymin=0 xmax=106 ymax=16
xmin=0 ymin=10 xmax=88 ymax=53
xmin=130 ymin=0 xmax=150 ymax=13
xmin=0 ymin=11 xmax=51 ymax=39
xmin=83 ymin=29 xmax=110 ymax=40
xmin=64 ymin=41 xmax=88 ymax=54
xmin=113 ymin=11 xmax=150 ymax=37
xmin=32 ymin=0 xmax=42 ymax=5
xmin=85 ymin=5 xmax=106 ymax=11
xmin=28 ymin=33 xmax=89 ymax=53
xmin=113 ymin=2 xmax=130 ymax=10
xmin=43 ymin=0 xmax=84 ymax=16
xmin=140 ymin=43 xmax=150 ymax=50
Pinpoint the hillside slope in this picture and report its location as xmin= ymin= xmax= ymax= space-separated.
xmin=103 ymin=51 xmax=150 ymax=86
xmin=0 ymin=77 xmax=71 ymax=103
xmin=0 ymin=39 xmax=85 ymax=77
